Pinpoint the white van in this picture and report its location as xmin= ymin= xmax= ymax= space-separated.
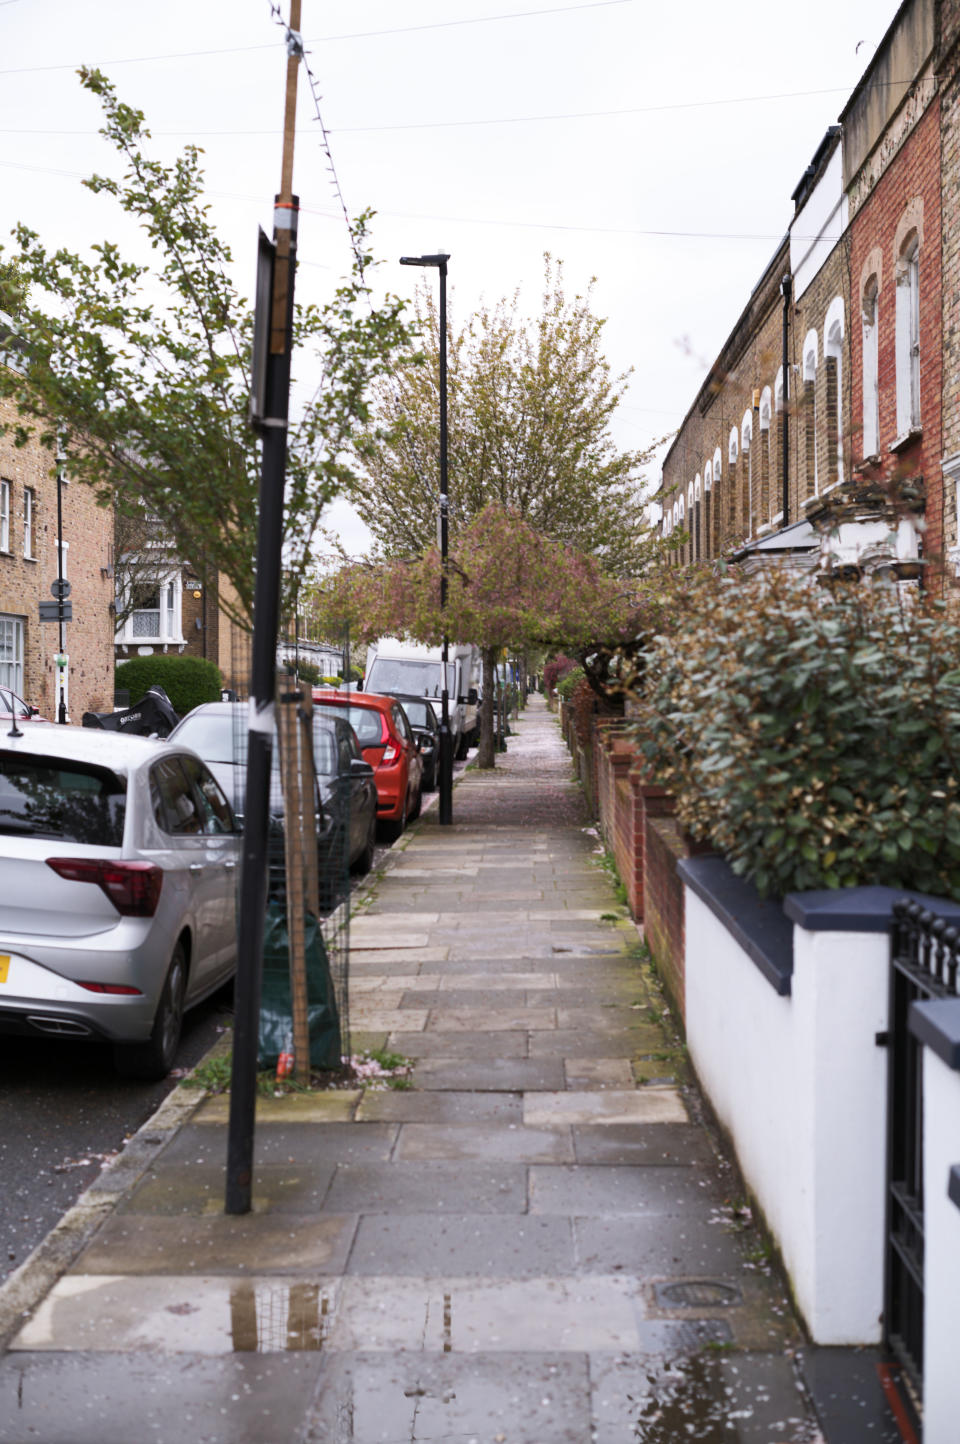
xmin=364 ymin=637 xmax=480 ymax=758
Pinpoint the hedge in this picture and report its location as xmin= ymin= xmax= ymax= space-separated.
xmin=115 ymin=655 xmax=223 ymax=717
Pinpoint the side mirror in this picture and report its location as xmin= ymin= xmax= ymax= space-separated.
xmin=467 ymin=687 xmax=478 ymax=706
xmin=350 ymin=756 xmax=374 ymax=778
xmin=355 ymin=679 xmax=363 ymax=691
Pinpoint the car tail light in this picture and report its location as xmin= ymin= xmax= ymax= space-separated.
xmin=46 ymin=858 xmax=164 ymax=917
xmin=77 ymin=981 xmax=143 ymax=995
xmin=381 ymin=741 xmax=401 ymax=764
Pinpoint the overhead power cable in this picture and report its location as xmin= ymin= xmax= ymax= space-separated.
xmin=0 ymin=0 xmax=631 ymax=77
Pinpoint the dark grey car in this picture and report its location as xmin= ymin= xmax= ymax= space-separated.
xmin=169 ymin=703 xmax=378 ymax=902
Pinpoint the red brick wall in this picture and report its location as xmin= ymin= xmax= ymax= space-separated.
xmin=848 ymin=98 xmax=944 ymax=565
xmin=643 ymin=814 xmax=688 ymax=1022
xmin=0 ymin=393 xmax=114 ymax=719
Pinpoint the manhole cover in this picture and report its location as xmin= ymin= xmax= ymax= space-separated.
xmin=656 ymin=1280 xmax=742 ymax=1308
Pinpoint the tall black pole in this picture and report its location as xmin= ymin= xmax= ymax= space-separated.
xmin=226 ymin=2 xmax=302 ymax=1216
xmin=399 ymin=251 xmax=453 ymax=824
xmin=437 ymin=257 xmax=453 ymax=826
xmin=55 ymin=447 xmax=67 ymax=725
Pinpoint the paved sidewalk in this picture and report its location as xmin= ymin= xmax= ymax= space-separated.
xmin=0 ymin=698 xmax=850 ymax=1441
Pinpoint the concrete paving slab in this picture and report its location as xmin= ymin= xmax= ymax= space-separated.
xmin=437 ymin=971 xmax=560 ymax=989
xmin=529 ymin=1165 xmax=719 ymax=1216
xmin=0 ymin=1352 xmax=324 ymax=1444
xmin=571 ymin=1123 xmax=718 ymax=1168
xmin=301 ymin=1350 xmax=592 ymax=1444
xmin=589 ymin=1349 xmax=814 ymax=1443
xmin=388 ymin=1029 xmax=529 ymax=1058
xmin=524 ymin=1090 xmax=688 ymax=1127
xmin=11 ymin=1274 xmax=342 ymax=1354
xmin=349 ymin=1008 xmax=429 ymax=1033
xmin=564 ymin=1057 xmax=636 ymax=1089
xmin=117 ymin=1162 xmax=337 ymax=1216
xmin=394 ymin=1123 xmax=574 ymax=1164
xmin=349 ymin=947 xmax=449 ymax=965
xmin=162 ymin=1122 xmax=399 ymax=1167
xmin=355 ymin=1091 xmax=524 ymax=1124
xmin=72 ymin=1212 xmax=358 ymax=1276
xmin=323 ymin=1160 xmax=529 ymax=1214
xmin=426 ymin=1006 xmax=557 ymax=1032
xmin=193 ymin=1091 xmax=362 ymax=1124
xmin=324 ymin=1275 xmax=646 ymax=1352
xmin=412 ymin=1058 xmax=566 ymax=1091
xmin=349 ymin=974 xmax=422 ymax=993
xmin=529 ymin=1029 xmax=660 ymax=1058
xmin=574 ymin=1213 xmax=750 ymax=1276
xmin=345 ymin=1215 xmax=577 ymax=1277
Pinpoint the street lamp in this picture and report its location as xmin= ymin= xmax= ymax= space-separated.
xmin=399 ymin=252 xmax=453 ymax=826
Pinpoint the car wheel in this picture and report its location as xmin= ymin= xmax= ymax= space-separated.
xmin=113 ymin=942 xmax=187 ymax=1081
xmin=353 ymin=812 xmax=377 ymax=875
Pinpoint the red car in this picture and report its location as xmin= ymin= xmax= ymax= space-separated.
xmin=0 ymin=686 xmax=47 ymax=725
xmin=313 ymin=690 xmax=423 ymax=840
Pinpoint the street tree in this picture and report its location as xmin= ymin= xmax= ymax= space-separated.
xmin=0 ymin=69 xmax=415 ymax=627
xmin=307 ymin=503 xmax=644 ymax=766
xmin=350 ymin=257 xmax=656 ymax=577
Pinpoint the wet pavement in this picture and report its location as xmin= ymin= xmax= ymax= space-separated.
xmin=0 ymin=697 xmax=905 ymax=1441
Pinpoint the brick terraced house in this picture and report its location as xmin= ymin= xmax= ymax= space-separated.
xmin=660 ymin=0 xmax=960 ymax=591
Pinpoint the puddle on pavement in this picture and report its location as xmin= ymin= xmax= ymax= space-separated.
xmin=228 ymin=1281 xmax=331 ymax=1352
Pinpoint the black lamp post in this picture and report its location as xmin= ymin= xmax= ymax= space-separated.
xmin=55 ymin=440 xmax=68 ymax=724
xmin=399 ymin=252 xmax=453 ymax=825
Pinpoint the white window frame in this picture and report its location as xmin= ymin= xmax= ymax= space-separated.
xmin=825 ymin=296 xmax=845 ymax=485
xmin=896 ymin=234 xmax=921 ymax=437
xmin=116 ymin=570 xmax=184 ymax=647
xmin=713 ymin=446 xmax=722 ymax=483
xmin=759 ymin=386 xmax=772 ymax=433
xmin=0 ymin=480 xmax=9 ymax=553
xmin=728 ymin=427 xmax=739 ymax=465
xmin=23 ymin=487 xmax=34 ymax=560
xmin=862 ymin=277 xmax=880 ymax=457
xmin=803 ymin=329 xmax=819 ymax=496
xmin=0 ymin=613 xmax=24 ymax=694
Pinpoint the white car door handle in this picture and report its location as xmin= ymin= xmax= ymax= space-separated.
xmin=189 ymin=862 xmax=204 ymax=874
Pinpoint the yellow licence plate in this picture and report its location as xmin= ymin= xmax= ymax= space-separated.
xmin=0 ymin=956 xmax=9 ymax=984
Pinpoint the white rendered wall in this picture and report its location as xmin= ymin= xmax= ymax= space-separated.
xmin=922 ymin=1049 xmax=960 ymax=1444
xmin=684 ymin=888 xmax=888 ymax=1342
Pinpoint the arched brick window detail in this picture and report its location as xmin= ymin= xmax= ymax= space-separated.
xmin=774 ymin=369 xmax=786 ymax=518
xmin=862 ymin=276 xmax=879 ymax=458
xmin=712 ymin=447 xmax=722 ymax=553
xmin=741 ymin=410 xmax=753 ymax=539
xmin=896 ymin=230 xmax=920 ymax=436
xmin=703 ymin=462 xmax=712 ymax=561
xmin=758 ymin=386 xmax=772 ymax=527
xmin=694 ymin=474 xmax=702 ymax=561
xmin=727 ymin=428 xmax=739 ymax=543
xmin=802 ymin=329 xmax=819 ymax=499
xmin=824 ymin=297 xmax=844 ymax=487
xmin=678 ymin=494 xmax=686 ymax=564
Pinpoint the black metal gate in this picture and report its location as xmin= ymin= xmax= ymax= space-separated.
xmin=885 ymin=900 xmax=960 ymax=1411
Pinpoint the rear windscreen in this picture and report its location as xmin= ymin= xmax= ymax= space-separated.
xmin=0 ymin=753 xmax=127 ymax=845
xmin=315 ymin=704 xmax=384 ymax=746
xmin=170 ymin=712 xmax=240 ymax=763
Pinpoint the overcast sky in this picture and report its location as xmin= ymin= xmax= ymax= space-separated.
xmin=2 ymin=0 xmax=889 ymax=550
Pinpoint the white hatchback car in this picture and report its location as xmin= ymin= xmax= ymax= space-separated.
xmin=0 ymin=723 xmax=241 ymax=1078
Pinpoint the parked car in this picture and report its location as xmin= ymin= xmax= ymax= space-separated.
xmin=389 ymin=694 xmax=440 ymax=791
xmin=363 ymin=637 xmax=480 ymax=757
xmin=0 ymin=726 xmax=241 ymax=1079
xmin=168 ymin=702 xmax=379 ymax=895
xmin=0 ymin=686 xmax=48 ymax=724
xmin=313 ymin=689 xmax=423 ymax=840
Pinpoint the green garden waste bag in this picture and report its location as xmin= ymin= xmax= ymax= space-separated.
xmin=258 ymin=901 xmax=341 ymax=1069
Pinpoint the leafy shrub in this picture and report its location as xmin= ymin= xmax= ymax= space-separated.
xmin=115 ymin=655 xmax=223 ymax=717
xmin=556 ymin=665 xmax=585 ymax=701
xmin=544 ymin=653 xmax=578 ymax=695
xmin=291 ymin=661 xmax=321 ymax=686
xmin=633 ymin=570 xmax=960 ymax=900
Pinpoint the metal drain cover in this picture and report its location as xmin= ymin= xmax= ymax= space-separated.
xmin=656 ymin=1280 xmax=742 ymax=1308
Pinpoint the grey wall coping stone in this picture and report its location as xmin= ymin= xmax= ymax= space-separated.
xmin=909 ymin=997 xmax=960 ymax=1071
xmin=677 ymin=855 xmax=793 ymax=996
xmin=784 ymin=886 xmax=960 ymax=933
